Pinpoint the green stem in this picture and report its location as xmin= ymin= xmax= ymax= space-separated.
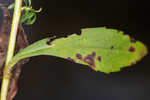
xmin=0 ymin=0 xmax=22 ymax=100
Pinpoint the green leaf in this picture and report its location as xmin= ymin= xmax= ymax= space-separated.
xmin=28 ymin=0 xmax=32 ymax=7
xmin=24 ymin=0 xmax=31 ymax=6
xmin=8 ymin=3 xmax=14 ymax=10
xmin=25 ymin=14 xmax=36 ymax=24
xmin=8 ymin=27 xmax=147 ymax=73
xmin=24 ymin=0 xmax=28 ymax=6
xmin=20 ymin=11 xmax=36 ymax=24
xmin=8 ymin=0 xmax=40 ymax=25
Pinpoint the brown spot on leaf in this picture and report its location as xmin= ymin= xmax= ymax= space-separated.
xmin=97 ymin=56 xmax=101 ymax=62
xmin=76 ymin=31 xmax=82 ymax=35
xmin=67 ymin=57 xmax=75 ymax=62
xmin=46 ymin=36 xmax=56 ymax=45
xmin=76 ymin=53 xmax=82 ymax=59
xmin=129 ymin=46 xmax=135 ymax=52
xmin=91 ymin=52 xmax=96 ymax=57
xmin=46 ymin=40 xmax=51 ymax=45
xmin=83 ymin=55 xmax=95 ymax=67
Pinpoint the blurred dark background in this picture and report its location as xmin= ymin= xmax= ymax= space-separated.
xmin=0 ymin=0 xmax=150 ymax=100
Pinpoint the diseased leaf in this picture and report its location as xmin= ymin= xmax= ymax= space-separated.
xmin=8 ymin=27 xmax=147 ymax=73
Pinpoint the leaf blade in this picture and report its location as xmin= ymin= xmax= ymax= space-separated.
xmin=8 ymin=27 xmax=147 ymax=73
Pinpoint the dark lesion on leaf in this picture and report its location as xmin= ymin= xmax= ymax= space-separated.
xmin=97 ymin=56 xmax=101 ymax=62
xmin=66 ymin=52 xmax=102 ymax=70
xmin=83 ymin=52 xmax=102 ymax=69
xmin=76 ymin=53 xmax=82 ymax=59
xmin=83 ymin=55 xmax=95 ymax=67
xmin=128 ymin=46 xmax=135 ymax=52
xmin=91 ymin=52 xmax=96 ymax=57
xmin=83 ymin=52 xmax=97 ymax=69
xmin=66 ymin=57 xmax=75 ymax=62
xmin=46 ymin=36 xmax=57 ymax=45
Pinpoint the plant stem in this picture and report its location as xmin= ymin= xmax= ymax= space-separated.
xmin=0 ymin=0 xmax=22 ymax=100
